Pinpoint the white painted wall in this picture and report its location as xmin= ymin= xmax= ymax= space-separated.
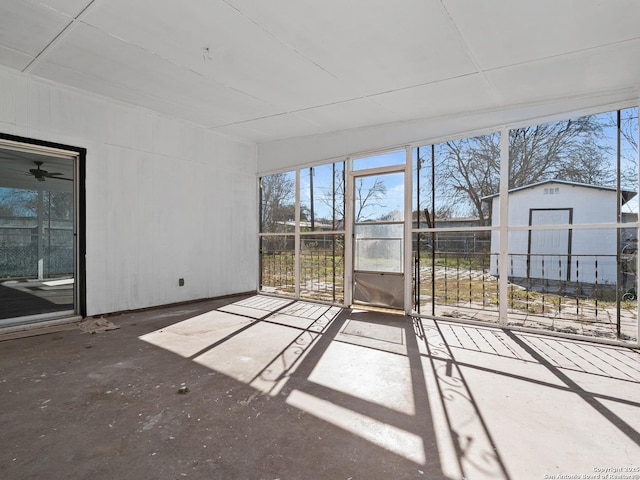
xmin=0 ymin=66 xmax=258 ymax=316
xmin=489 ymin=183 xmax=619 ymax=284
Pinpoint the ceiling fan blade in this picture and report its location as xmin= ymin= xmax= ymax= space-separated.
xmin=21 ymin=161 xmax=72 ymax=182
xmin=43 ymin=172 xmax=72 ymax=181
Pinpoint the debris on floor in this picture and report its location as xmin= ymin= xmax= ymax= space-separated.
xmin=78 ymin=317 xmax=119 ymax=334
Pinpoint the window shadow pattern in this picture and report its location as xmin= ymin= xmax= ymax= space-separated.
xmin=140 ymin=295 xmax=640 ymax=479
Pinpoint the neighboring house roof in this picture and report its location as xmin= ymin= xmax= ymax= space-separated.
xmin=481 ymin=179 xmax=637 ymax=205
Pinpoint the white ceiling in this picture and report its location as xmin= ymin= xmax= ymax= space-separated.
xmin=0 ymin=0 xmax=639 ymax=144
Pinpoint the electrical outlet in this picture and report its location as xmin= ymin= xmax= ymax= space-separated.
xmin=178 ymin=278 xmax=184 ymax=286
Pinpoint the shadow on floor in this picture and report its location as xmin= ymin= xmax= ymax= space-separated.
xmin=0 ymin=280 xmax=73 ymax=319
xmin=1 ymin=294 xmax=638 ymax=479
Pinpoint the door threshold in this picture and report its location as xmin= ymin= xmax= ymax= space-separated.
xmin=351 ymin=304 xmax=405 ymax=315
xmin=0 ymin=315 xmax=82 ymax=341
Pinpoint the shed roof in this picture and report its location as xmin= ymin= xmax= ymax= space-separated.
xmin=482 ymin=179 xmax=637 ymax=205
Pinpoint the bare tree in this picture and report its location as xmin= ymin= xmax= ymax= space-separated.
xmin=0 ymin=188 xmax=72 ymax=219
xmin=507 ymin=116 xmax=610 ymax=188
xmin=260 ymin=173 xmax=295 ymax=232
xmin=318 ymin=171 xmax=387 ymax=223
xmin=420 ymin=115 xmax=615 ymax=226
xmin=609 ymin=109 xmax=639 ymax=193
xmin=440 ymin=135 xmax=499 ymax=226
xmin=555 ymin=138 xmax=614 ymax=185
xmin=354 ymin=177 xmax=387 ymax=222
xmin=618 ymin=109 xmax=638 ymax=154
xmin=0 ymin=188 xmax=36 ymax=217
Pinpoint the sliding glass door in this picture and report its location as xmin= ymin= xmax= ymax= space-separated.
xmin=0 ymin=142 xmax=77 ymax=324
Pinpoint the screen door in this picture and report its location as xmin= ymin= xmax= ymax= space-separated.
xmin=352 ymin=170 xmax=404 ymax=308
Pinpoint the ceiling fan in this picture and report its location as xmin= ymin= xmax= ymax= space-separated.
xmin=28 ymin=161 xmax=72 ymax=182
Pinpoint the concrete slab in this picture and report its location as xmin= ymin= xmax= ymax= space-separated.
xmin=193 ymin=321 xmax=311 ymax=391
xmin=218 ymin=295 xmax=293 ymax=319
xmin=139 ymin=309 xmax=254 ymax=359
xmin=0 ymin=294 xmax=638 ymax=480
xmin=307 ymin=340 xmax=414 ymax=416
xmin=342 ymin=318 xmax=405 ymax=344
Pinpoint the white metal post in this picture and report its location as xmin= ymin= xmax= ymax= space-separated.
xmin=294 ymin=169 xmax=301 ymax=299
xmin=498 ymin=127 xmax=510 ymax=327
xmin=404 ymin=146 xmax=413 ymax=314
xmin=636 ymin=109 xmax=640 ymax=348
xmin=344 ymin=157 xmax=354 ymax=307
xmin=256 ymin=176 xmax=262 ymax=293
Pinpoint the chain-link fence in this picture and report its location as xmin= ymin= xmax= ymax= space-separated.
xmin=0 ymin=221 xmax=73 ymax=279
xmin=0 ymin=242 xmax=73 ymax=278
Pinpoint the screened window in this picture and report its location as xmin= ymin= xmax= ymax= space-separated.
xmin=412 ymin=133 xmax=499 ymax=320
xmin=259 ymin=162 xmax=345 ymax=303
xmin=260 ymin=171 xmax=296 ymax=234
xmin=300 ymin=162 xmax=345 ymax=232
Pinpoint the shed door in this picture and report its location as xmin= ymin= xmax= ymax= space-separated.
xmin=528 ymin=209 xmax=572 ymax=281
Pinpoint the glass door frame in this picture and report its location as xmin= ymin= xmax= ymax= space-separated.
xmin=344 ymin=147 xmax=413 ymax=312
xmin=0 ymin=134 xmax=85 ymax=327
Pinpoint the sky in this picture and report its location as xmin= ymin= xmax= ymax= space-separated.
xmin=276 ymin=106 xmax=639 ymax=222
xmin=299 ymin=150 xmax=406 ymax=222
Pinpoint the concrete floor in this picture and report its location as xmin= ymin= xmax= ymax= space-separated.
xmin=1 ymin=295 xmax=639 ymax=480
